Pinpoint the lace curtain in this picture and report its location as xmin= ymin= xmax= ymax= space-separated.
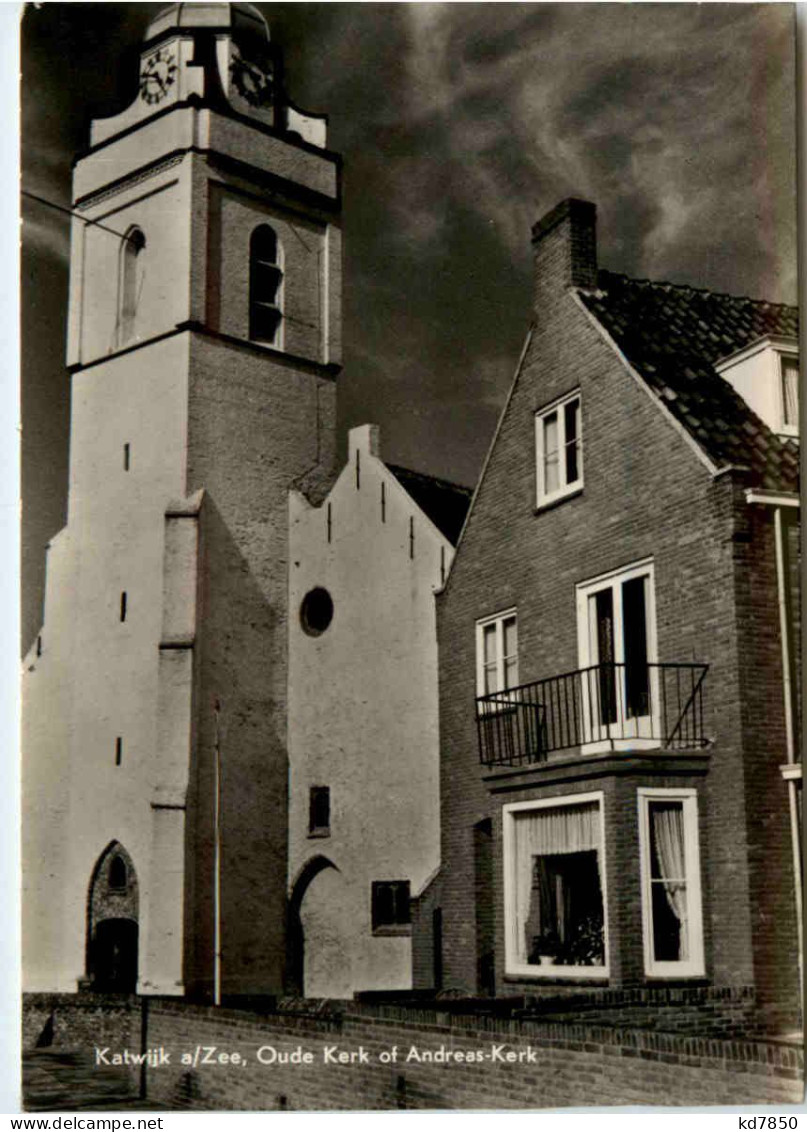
xmin=514 ymin=801 xmax=600 ymax=963
xmin=783 ymin=360 xmax=799 ymax=427
xmin=650 ymin=802 xmax=688 ymax=961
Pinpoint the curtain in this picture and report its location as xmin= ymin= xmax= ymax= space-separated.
xmin=514 ymin=802 xmax=600 ymax=963
xmin=783 ymin=360 xmax=799 ymax=427
xmin=651 ymin=803 xmax=688 ymax=961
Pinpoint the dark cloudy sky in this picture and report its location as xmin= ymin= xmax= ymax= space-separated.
xmin=20 ymin=2 xmax=797 ymax=650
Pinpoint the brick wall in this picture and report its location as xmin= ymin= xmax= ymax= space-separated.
xmin=23 ymin=994 xmax=802 ymax=1109
xmin=430 ymin=198 xmax=797 ymax=1011
xmin=412 ymin=872 xmax=443 ymax=992
xmin=183 ymin=334 xmax=337 ymax=998
xmin=22 ymin=993 xmax=141 ymax=1054
xmin=139 ymin=1000 xmax=806 ymax=1109
xmin=733 ymin=500 xmax=800 ymax=1010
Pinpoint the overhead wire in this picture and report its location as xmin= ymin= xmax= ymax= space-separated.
xmin=21 ymin=189 xmax=136 ymax=241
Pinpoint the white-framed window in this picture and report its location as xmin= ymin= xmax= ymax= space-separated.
xmin=503 ymin=792 xmax=609 ymax=979
xmin=535 ymin=390 xmax=582 ymax=507
xmin=476 ymin=609 xmax=518 ymax=698
xmin=780 ymin=354 xmax=799 ymax=435
xmin=637 ymin=788 xmax=705 ymax=977
xmin=576 ymin=558 xmax=658 ymax=749
xmin=249 ymin=224 xmax=284 ymax=347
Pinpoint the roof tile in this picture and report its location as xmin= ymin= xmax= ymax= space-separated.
xmin=385 ymin=464 xmax=473 ymax=546
xmin=579 ymin=270 xmax=799 ymax=491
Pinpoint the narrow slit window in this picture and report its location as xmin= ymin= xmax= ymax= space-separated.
xmin=123 ymin=443 xmax=130 ymax=471
xmin=108 ymin=855 xmax=127 ymax=890
xmin=308 ymin=786 xmax=331 ymax=835
xmin=120 ymin=592 xmax=127 ymax=622
xmin=115 ymin=737 xmax=122 ymax=766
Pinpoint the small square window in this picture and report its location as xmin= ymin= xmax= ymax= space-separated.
xmin=308 ymin=786 xmax=330 ymax=837
xmin=371 ymin=880 xmax=411 ymax=934
xmin=535 ymin=391 xmax=583 ymax=507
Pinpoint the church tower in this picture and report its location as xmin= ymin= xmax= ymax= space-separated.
xmin=22 ymin=2 xmax=341 ymax=999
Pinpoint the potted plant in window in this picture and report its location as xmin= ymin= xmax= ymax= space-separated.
xmin=528 ymin=929 xmax=561 ymax=967
xmin=554 ymin=915 xmax=604 ymax=967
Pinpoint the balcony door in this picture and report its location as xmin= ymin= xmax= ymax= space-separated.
xmin=576 ymin=560 xmax=658 ymax=749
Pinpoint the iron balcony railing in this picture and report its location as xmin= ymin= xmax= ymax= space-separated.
xmin=476 ymin=662 xmax=709 ymax=768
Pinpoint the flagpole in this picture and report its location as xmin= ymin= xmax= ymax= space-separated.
xmin=213 ymin=698 xmax=222 ymax=1007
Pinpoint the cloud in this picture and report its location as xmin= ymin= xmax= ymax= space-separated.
xmin=382 ymin=4 xmax=796 ymax=299
xmin=21 ymin=211 xmax=70 ymax=266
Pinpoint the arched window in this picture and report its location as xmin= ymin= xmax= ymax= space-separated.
xmin=119 ymin=227 xmax=146 ymax=345
xmin=249 ymin=224 xmax=283 ymax=345
xmin=108 ymin=854 xmax=128 ymax=890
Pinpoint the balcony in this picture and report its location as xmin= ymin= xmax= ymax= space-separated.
xmin=476 ymin=662 xmax=709 ymax=768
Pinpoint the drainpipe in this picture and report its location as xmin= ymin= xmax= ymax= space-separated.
xmin=774 ymin=508 xmax=796 ymax=763
xmin=773 ymin=508 xmax=803 ymax=980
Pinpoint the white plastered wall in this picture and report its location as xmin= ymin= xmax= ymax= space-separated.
xmin=288 ymin=425 xmax=451 ymax=995
xmin=22 ymin=337 xmax=191 ymax=992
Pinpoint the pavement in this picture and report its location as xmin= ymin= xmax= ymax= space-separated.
xmin=22 ymin=1049 xmax=171 ymax=1113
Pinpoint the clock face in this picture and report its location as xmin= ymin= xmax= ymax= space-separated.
xmin=140 ymin=48 xmax=178 ymax=106
xmin=230 ymin=55 xmax=273 ymax=109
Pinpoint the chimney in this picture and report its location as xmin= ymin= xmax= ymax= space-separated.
xmin=531 ymin=199 xmax=598 ymax=311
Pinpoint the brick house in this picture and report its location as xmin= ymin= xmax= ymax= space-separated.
xmin=414 ymin=199 xmax=801 ymax=1030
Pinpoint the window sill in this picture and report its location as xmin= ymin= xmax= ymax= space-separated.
xmin=372 ymin=924 xmax=412 ymax=938
xmin=644 ymin=967 xmax=706 ymax=980
xmin=504 ymin=970 xmax=609 ymax=984
xmin=642 ymin=974 xmax=708 ymax=983
xmin=307 ymin=828 xmax=330 ymax=839
xmin=249 ymin=336 xmax=284 ymax=351
xmin=505 ymin=965 xmax=609 ymax=981
xmin=534 ymin=484 xmax=583 ymax=515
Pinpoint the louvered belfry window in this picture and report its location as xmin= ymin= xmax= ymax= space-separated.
xmin=249 ymin=224 xmax=283 ymax=345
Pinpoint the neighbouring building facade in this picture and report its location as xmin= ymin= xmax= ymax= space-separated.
xmin=415 ymin=199 xmax=801 ymax=1031
xmin=287 ymin=423 xmax=469 ymax=998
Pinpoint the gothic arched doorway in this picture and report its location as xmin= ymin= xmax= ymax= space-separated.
xmin=288 ymin=855 xmax=351 ymax=997
xmin=86 ymin=841 xmax=139 ymax=992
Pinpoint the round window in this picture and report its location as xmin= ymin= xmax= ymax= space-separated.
xmin=300 ymin=587 xmax=334 ymax=636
